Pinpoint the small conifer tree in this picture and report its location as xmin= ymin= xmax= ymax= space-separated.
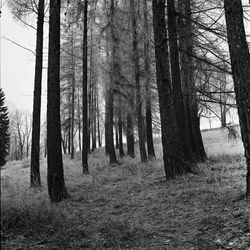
xmin=0 ymin=88 xmax=10 ymax=167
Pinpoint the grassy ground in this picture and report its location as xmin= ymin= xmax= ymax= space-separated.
xmin=1 ymin=128 xmax=250 ymax=249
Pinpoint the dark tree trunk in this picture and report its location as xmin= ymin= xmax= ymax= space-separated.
xmin=143 ymin=0 xmax=155 ymax=159
xmin=118 ymin=96 xmax=125 ymax=158
xmin=178 ymin=0 xmax=206 ymax=162
xmin=70 ymin=32 xmax=75 ymax=159
xmin=167 ymin=0 xmax=193 ymax=162
xmin=47 ymin=0 xmax=69 ymax=202
xmin=126 ymin=112 xmax=135 ymax=158
xmin=30 ymin=0 xmax=44 ymax=188
xmin=224 ymin=0 xmax=250 ymax=198
xmin=115 ymin=122 xmax=119 ymax=149
xmin=97 ymin=87 xmax=102 ymax=147
xmin=82 ymin=0 xmax=89 ymax=174
xmin=106 ymin=0 xmax=117 ymax=164
xmin=78 ymin=84 xmax=81 ymax=151
xmin=152 ymin=0 xmax=191 ymax=178
xmin=130 ymin=0 xmax=147 ymax=163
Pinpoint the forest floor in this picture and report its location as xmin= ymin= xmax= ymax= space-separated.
xmin=1 ymin=128 xmax=250 ymax=249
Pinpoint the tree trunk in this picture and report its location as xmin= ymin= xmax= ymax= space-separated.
xmin=130 ymin=0 xmax=147 ymax=163
xmin=47 ymin=0 xmax=69 ymax=202
xmin=106 ymin=0 xmax=117 ymax=164
xmin=152 ymin=0 xmax=191 ymax=178
xmin=118 ymin=96 xmax=125 ymax=158
xmin=82 ymin=0 xmax=89 ymax=174
xmin=178 ymin=0 xmax=206 ymax=162
xmin=167 ymin=0 xmax=193 ymax=162
xmin=30 ymin=0 xmax=44 ymax=188
xmin=143 ymin=0 xmax=155 ymax=159
xmin=224 ymin=0 xmax=250 ymax=198
xmin=70 ymin=31 xmax=75 ymax=159
xmin=126 ymin=112 xmax=135 ymax=158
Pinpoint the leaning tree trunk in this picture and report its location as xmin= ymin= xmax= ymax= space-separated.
xmin=152 ymin=0 xmax=190 ymax=178
xmin=130 ymin=0 xmax=148 ymax=163
xmin=143 ymin=0 xmax=155 ymax=159
xmin=167 ymin=0 xmax=193 ymax=162
xmin=82 ymin=0 xmax=89 ymax=174
xmin=30 ymin=0 xmax=44 ymax=188
xmin=47 ymin=0 xmax=69 ymax=202
xmin=224 ymin=0 xmax=250 ymax=198
xmin=178 ymin=0 xmax=206 ymax=162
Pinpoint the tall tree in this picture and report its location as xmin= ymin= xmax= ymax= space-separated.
xmin=47 ymin=0 xmax=69 ymax=202
xmin=224 ymin=0 xmax=250 ymax=197
xmin=106 ymin=0 xmax=117 ymax=164
xmin=152 ymin=0 xmax=192 ymax=178
xmin=0 ymin=89 xmax=10 ymax=167
xmin=178 ymin=0 xmax=206 ymax=162
xmin=30 ymin=0 xmax=44 ymax=187
xmin=82 ymin=0 xmax=89 ymax=173
xmin=167 ymin=0 xmax=193 ymax=162
xmin=143 ymin=0 xmax=155 ymax=159
xmin=130 ymin=0 xmax=148 ymax=163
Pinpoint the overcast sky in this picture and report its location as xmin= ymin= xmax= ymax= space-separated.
xmin=0 ymin=1 xmax=249 ymax=128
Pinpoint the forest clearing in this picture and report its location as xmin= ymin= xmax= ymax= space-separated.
xmin=1 ymin=128 xmax=249 ymax=249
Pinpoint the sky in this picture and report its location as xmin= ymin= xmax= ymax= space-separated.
xmin=1 ymin=1 xmax=47 ymax=114
xmin=0 ymin=1 xmax=249 ymax=129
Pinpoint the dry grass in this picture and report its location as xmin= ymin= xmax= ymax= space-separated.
xmin=1 ymin=128 xmax=250 ymax=249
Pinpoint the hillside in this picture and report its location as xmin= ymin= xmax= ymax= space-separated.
xmin=1 ymin=128 xmax=250 ymax=249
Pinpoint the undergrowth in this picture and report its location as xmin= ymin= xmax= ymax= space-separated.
xmin=1 ymin=129 xmax=250 ymax=249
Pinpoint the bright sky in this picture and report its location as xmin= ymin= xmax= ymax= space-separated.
xmin=1 ymin=1 xmax=47 ymax=114
xmin=0 ymin=0 xmax=249 ymax=128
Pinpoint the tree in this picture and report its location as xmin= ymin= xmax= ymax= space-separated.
xmin=47 ymin=0 xmax=69 ymax=202
xmin=130 ymin=0 xmax=148 ymax=163
xmin=82 ymin=0 xmax=89 ymax=173
xmin=152 ymin=0 xmax=192 ymax=178
xmin=0 ymin=89 xmax=10 ymax=167
xmin=167 ymin=0 xmax=193 ymax=162
xmin=143 ymin=0 xmax=155 ymax=159
xmin=30 ymin=0 xmax=45 ymax=187
xmin=224 ymin=0 xmax=250 ymax=198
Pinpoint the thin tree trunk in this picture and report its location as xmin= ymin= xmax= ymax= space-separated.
xmin=143 ymin=0 xmax=155 ymax=159
xmin=30 ymin=0 xmax=44 ymax=188
xmin=126 ymin=112 xmax=135 ymax=158
xmin=70 ymin=31 xmax=75 ymax=159
xmin=106 ymin=0 xmax=117 ymax=164
xmin=47 ymin=0 xmax=69 ymax=202
xmin=118 ymin=96 xmax=125 ymax=158
xmin=130 ymin=0 xmax=147 ymax=163
xmin=97 ymin=87 xmax=101 ymax=147
xmin=224 ymin=0 xmax=250 ymax=197
xmin=82 ymin=0 xmax=89 ymax=174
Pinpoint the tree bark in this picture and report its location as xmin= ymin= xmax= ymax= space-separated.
xmin=167 ymin=0 xmax=193 ymax=162
xmin=152 ymin=0 xmax=190 ymax=178
xmin=47 ymin=0 xmax=69 ymax=202
xmin=130 ymin=0 xmax=148 ymax=163
xmin=224 ymin=0 xmax=250 ymax=197
xmin=106 ymin=0 xmax=117 ymax=164
xmin=30 ymin=0 xmax=44 ymax=188
xmin=143 ymin=0 xmax=155 ymax=159
xmin=178 ymin=0 xmax=206 ymax=162
xmin=82 ymin=0 xmax=89 ymax=174
xmin=70 ymin=31 xmax=75 ymax=159
xmin=118 ymin=96 xmax=125 ymax=158
xmin=126 ymin=112 xmax=135 ymax=158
